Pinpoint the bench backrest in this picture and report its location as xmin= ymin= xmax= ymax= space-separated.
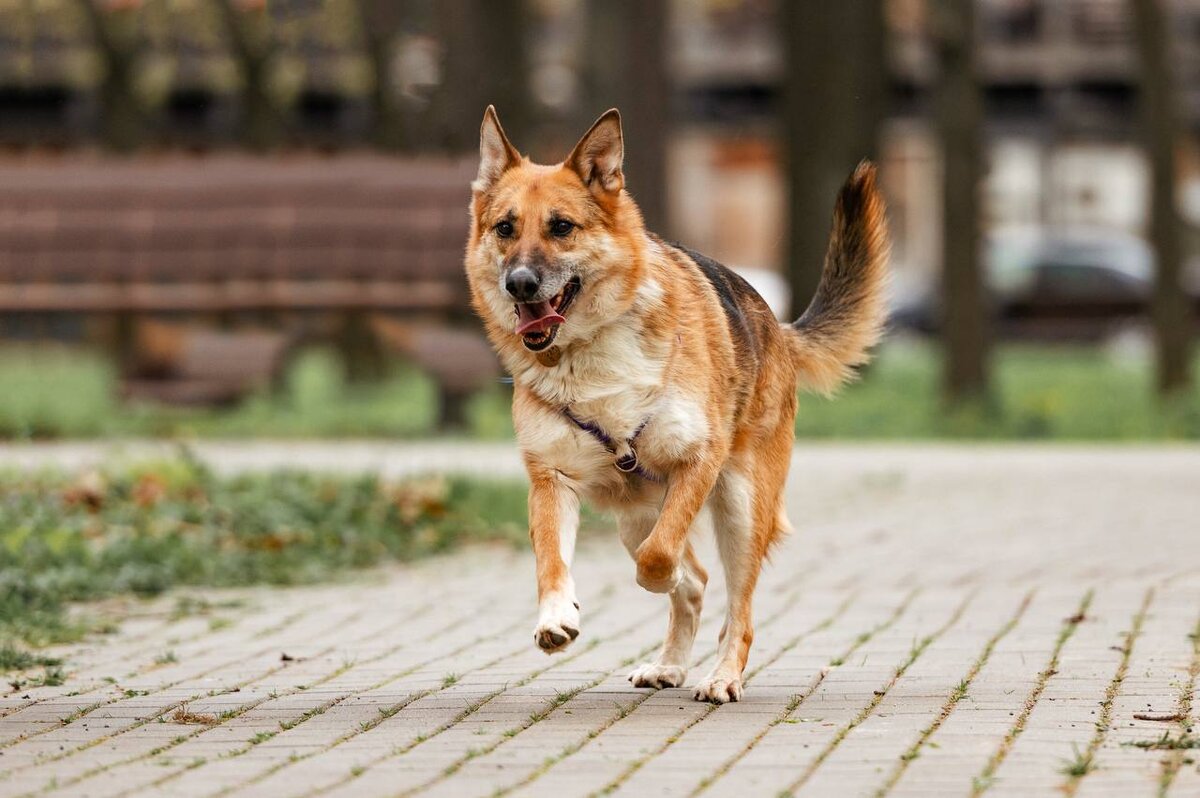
xmin=0 ymin=155 xmax=476 ymax=310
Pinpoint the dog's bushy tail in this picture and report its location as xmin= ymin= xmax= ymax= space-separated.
xmin=788 ymin=160 xmax=890 ymax=395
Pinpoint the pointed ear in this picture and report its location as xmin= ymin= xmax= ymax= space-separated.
xmin=474 ymin=105 xmax=521 ymax=193
xmin=566 ymin=109 xmax=624 ymax=197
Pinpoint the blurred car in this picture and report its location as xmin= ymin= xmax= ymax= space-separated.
xmin=891 ymin=227 xmax=1200 ymax=343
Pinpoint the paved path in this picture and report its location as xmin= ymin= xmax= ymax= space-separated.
xmin=1 ymin=443 xmax=1199 ymax=797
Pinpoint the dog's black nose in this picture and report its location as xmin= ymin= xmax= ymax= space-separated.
xmin=505 ymin=267 xmax=541 ymax=302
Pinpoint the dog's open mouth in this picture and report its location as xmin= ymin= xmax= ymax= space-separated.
xmin=515 ymin=277 xmax=580 ymax=352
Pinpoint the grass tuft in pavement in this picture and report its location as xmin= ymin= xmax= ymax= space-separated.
xmin=1060 ymin=745 xmax=1096 ymax=778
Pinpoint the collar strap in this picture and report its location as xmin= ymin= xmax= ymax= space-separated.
xmin=563 ymin=409 xmax=662 ymax=483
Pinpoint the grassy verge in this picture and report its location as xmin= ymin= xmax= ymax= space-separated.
xmin=0 ymin=346 xmax=513 ymax=441
xmin=2 ymin=341 xmax=1199 ymax=441
xmin=0 ymin=456 xmax=531 ymax=656
xmin=796 ymin=341 xmax=1200 ymax=440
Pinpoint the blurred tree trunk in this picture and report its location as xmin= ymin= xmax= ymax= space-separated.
xmin=432 ymin=0 xmax=531 ymax=152
xmin=77 ymin=0 xmax=143 ymax=152
xmin=215 ymin=0 xmax=285 ymax=151
xmin=355 ymin=0 xmax=405 ymax=151
xmin=932 ymin=0 xmax=989 ymax=402
xmin=782 ymin=0 xmax=885 ymax=315
xmin=582 ymin=0 xmax=669 ymax=234
xmin=1132 ymin=0 xmax=1191 ymax=396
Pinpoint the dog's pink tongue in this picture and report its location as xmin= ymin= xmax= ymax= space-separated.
xmin=516 ymin=301 xmax=566 ymax=334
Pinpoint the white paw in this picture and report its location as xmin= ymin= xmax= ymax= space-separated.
xmin=628 ymin=662 xmax=687 ymax=689
xmin=533 ymin=593 xmax=580 ymax=654
xmin=692 ymin=670 xmax=743 ymax=704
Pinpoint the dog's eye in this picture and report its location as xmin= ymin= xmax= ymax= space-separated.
xmin=550 ymin=219 xmax=575 ymax=238
xmin=494 ymin=221 xmax=514 ymax=239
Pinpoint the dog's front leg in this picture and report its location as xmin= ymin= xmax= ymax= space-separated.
xmin=526 ymin=462 xmax=582 ymax=653
xmin=635 ymin=456 xmax=721 ymax=593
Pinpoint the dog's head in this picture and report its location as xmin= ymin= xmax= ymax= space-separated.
xmin=465 ymin=106 xmax=648 ymax=362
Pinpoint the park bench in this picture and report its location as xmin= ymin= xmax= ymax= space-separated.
xmin=0 ymin=155 xmax=499 ymax=427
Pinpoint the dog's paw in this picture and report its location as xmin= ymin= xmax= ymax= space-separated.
xmin=533 ymin=593 xmax=580 ymax=654
xmin=636 ymin=566 xmax=682 ymax=594
xmin=634 ymin=546 xmax=682 ymax=594
xmin=628 ymin=662 xmax=687 ymax=689
xmin=692 ymin=671 xmax=743 ymax=704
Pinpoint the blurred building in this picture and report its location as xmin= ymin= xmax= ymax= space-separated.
xmin=2 ymin=0 xmax=1200 ymax=302
xmin=671 ymin=0 xmax=1200 ymax=302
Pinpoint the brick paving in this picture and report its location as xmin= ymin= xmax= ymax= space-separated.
xmin=1 ymin=443 xmax=1198 ymax=797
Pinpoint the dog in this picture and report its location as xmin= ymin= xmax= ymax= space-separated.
xmin=464 ymin=106 xmax=889 ymax=703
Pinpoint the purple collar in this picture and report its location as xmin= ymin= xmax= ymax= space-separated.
xmin=562 ymin=409 xmax=662 ymax=483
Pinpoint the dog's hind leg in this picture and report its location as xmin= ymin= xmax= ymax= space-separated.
xmin=526 ymin=462 xmax=582 ymax=654
xmin=620 ymin=506 xmax=708 ymax=689
xmin=693 ymin=465 xmax=762 ymax=703
xmin=696 ymin=447 xmax=793 ymax=703
xmin=693 ymin=385 xmax=795 ymax=704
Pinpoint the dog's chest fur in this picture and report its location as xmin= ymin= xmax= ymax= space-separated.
xmin=514 ymin=310 xmax=710 ymax=495
xmin=533 ymin=325 xmax=660 ymax=426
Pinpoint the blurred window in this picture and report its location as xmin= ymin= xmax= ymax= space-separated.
xmin=981 ymin=0 xmax=1042 ymax=41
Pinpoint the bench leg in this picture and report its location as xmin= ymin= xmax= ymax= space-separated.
xmin=337 ymin=313 xmax=386 ymax=383
xmin=96 ymin=311 xmax=138 ymax=372
xmin=438 ymin=388 xmax=471 ymax=431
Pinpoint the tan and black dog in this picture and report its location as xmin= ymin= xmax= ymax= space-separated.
xmin=465 ymin=106 xmax=888 ymax=703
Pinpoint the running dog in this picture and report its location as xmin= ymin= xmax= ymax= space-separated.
xmin=464 ymin=106 xmax=889 ymax=703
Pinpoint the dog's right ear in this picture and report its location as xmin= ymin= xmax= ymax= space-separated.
xmin=474 ymin=105 xmax=521 ymax=194
xmin=566 ymin=109 xmax=624 ymax=199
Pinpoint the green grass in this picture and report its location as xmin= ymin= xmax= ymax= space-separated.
xmin=796 ymin=341 xmax=1200 ymax=440
xmin=1060 ymin=745 xmax=1096 ymax=778
xmin=0 ymin=346 xmax=116 ymax=440
xmin=0 ymin=456 xmax=531 ymax=654
xmin=0 ymin=642 xmax=62 ymax=670
xmin=7 ymin=664 xmax=65 ymax=690
xmin=0 ymin=346 xmax=513 ymax=441
xmin=1128 ymin=731 xmax=1200 ymax=751
xmin=1 ymin=341 xmax=1198 ymax=441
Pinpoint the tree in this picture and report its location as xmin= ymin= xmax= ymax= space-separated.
xmin=431 ymin=0 xmax=531 ymax=152
xmin=354 ymin=0 xmax=413 ymax=151
xmin=1132 ymin=0 xmax=1191 ymax=396
xmin=932 ymin=0 xmax=989 ymax=402
xmin=582 ymin=0 xmax=669 ymax=233
xmin=214 ymin=0 xmax=285 ymax=151
xmin=782 ymin=1 xmax=885 ymax=315
xmin=76 ymin=0 xmax=145 ymax=152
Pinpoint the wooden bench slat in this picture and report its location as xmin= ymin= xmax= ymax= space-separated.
xmin=0 ymin=280 xmax=462 ymax=311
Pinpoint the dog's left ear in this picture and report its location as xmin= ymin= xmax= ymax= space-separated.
xmin=566 ymin=109 xmax=624 ymax=198
xmin=474 ymin=105 xmax=521 ymax=194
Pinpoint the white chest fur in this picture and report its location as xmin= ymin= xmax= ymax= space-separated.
xmin=515 ymin=343 xmax=709 ymax=494
xmin=518 ymin=322 xmax=663 ymax=471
